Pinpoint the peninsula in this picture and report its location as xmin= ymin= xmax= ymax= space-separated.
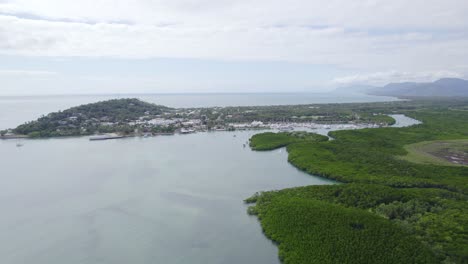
xmin=1 ymin=98 xmax=401 ymax=139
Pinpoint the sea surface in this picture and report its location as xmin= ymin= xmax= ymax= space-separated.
xmin=0 ymin=92 xmax=398 ymax=130
xmin=0 ymin=94 xmax=415 ymax=264
xmin=0 ymin=131 xmax=334 ymax=264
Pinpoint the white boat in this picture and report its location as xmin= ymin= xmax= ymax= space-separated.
xmin=89 ymin=134 xmax=125 ymax=141
xmin=180 ymin=128 xmax=195 ymax=134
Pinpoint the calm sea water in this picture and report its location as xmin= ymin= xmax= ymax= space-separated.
xmin=0 ymin=131 xmax=334 ymax=264
xmin=0 ymin=92 xmax=398 ymax=130
xmin=0 ymin=94 xmax=413 ymax=264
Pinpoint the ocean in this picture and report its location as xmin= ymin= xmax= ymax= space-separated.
xmin=0 ymin=92 xmax=408 ymax=264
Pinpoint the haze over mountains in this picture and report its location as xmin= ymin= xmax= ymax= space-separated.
xmin=338 ymin=78 xmax=468 ymax=97
xmin=370 ymin=78 xmax=468 ymax=97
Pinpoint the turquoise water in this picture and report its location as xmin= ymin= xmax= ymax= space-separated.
xmin=0 ymin=131 xmax=334 ymax=264
xmin=0 ymin=93 xmax=398 ymax=130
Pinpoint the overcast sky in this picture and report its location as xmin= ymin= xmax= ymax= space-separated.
xmin=1 ymin=0 xmax=468 ymax=95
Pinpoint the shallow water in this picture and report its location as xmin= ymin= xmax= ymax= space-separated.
xmin=390 ymin=114 xmax=422 ymax=127
xmin=0 ymin=131 xmax=334 ymax=264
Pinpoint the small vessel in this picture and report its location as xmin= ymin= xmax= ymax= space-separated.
xmin=16 ymin=139 xmax=23 ymax=147
xmin=89 ymin=134 xmax=125 ymax=141
xmin=180 ymin=128 xmax=195 ymax=134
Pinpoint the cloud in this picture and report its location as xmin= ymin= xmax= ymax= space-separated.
xmin=1 ymin=0 xmax=468 ymax=89
xmin=2 ymin=0 xmax=468 ymax=29
xmin=333 ymin=71 xmax=464 ymax=86
xmin=1 ymin=13 xmax=468 ymax=73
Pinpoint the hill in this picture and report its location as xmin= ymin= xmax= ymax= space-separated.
xmin=13 ymin=98 xmax=172 ymax=137
xmin=368 ymin=78 xmax=468 ymax=97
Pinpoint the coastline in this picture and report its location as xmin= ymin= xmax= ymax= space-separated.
xmin=1 ymin=119 xmax=394 ymax=141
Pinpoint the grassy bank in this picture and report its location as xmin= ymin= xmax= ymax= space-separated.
xmin=246 ymin=105 xmax=468 ymax=263
xmin=400 ymin=139 xmax=468 ymax=167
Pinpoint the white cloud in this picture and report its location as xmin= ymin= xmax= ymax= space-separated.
xmin=0 ymin=0 xmax=468 ymax=91
xmin=2 ymin=0 xmax=468 ymax=29
xmin=333 ymin=71 xmax=464 ymax=86
xmin=1 ymin=13 xmax=468 ymax=73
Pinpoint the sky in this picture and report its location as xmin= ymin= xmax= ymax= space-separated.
xmin=1 ymin=0 xmax=468 ymax=95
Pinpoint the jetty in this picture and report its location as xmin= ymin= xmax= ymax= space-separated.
xmin=0 ymin=134 xmax=29 ymax=140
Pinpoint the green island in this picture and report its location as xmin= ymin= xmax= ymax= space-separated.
xmin=246 ymin=99 xmax=468 ymax=264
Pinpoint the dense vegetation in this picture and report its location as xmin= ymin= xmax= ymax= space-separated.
xmin=246 ymin=184 xmax=466 ymax=263
xmin=246 ymin=101 xmax=468 ymax=264
xmin=198 ymin=103 xmax=397 ymax=124
xmin=199 ymin=97 xmax=468 ymax=125
xmin=250 ymin=132 xmax=329 ymax=151
xmin=295 ymin=110 xmax=468 ymax=192
xmin=13 ymin=99 xmax=171 ymax=137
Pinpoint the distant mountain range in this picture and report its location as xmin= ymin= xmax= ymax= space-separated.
xmin=366 ymin=78 xmax=468 ymax=97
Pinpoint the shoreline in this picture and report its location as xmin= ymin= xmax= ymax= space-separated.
xmin=0 ymin=120 xmax=393 ymax=141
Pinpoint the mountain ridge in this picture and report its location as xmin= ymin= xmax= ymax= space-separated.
xmin=367 ymin=78 xmax=468 ymax=97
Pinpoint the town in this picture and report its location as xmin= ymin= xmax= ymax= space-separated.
xmin=1 ymin=98 xmax=398 ymax=139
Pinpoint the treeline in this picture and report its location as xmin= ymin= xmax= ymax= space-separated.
xmin=205 ymin=98 xmax=468 ymax=125
xmin=250 ymin=132 xmax=329 ymax=151
xmin=246 ymin=184 xmax=466 ymax=263
xmin=212 ymin=103 xmax=397 ymax=124
xmin=246 ymin=104 xmax=468 ymax=263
